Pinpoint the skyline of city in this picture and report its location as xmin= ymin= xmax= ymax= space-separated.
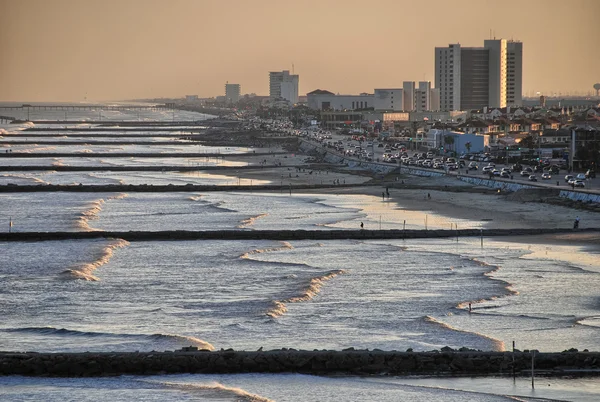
xmin=0 ymin=0 xmax=599 ymax=102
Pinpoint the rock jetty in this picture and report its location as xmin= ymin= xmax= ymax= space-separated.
xmin=0 ymin=349 xmax=598 ymax=377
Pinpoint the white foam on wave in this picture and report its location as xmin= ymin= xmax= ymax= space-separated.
xmin=238 ymin=213 xmax=269 ymax=229
xmin=142 ymin=380 xmax=274 ymax=402
xmin=61 ymin=238 xmax=129 ymax=281
xmin=267 ymin=269 xmax=347 ymax=318
xmin=240 ymin=241 xmax=293 ymax=260
xmin=76 ymin=193 xmax=128 ymax=231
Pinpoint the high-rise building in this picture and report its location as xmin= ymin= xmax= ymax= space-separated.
xmin=484 ymin=39 xmax=507 ymax=108
xmin=430 ymin=88 xmax=440 ymax=111
xmin=269 ymin=70 xmax=299 ymax=104
xmin=224 ymin=83 xmax=241 ymax=104
xmin=435 ymin=44 xmax=462 ymax=111
xmin=460 ymin=46 xmax=489 ymax=110
xmin=506 ymin=40 xmax=523 ymax=106
xmin=402 ymin=81 xmax=416 ymax=111
xmin=435 ymin=39 xmax=522 ymax=111
xmin=416 ymin=81 xmax=432 ymax=112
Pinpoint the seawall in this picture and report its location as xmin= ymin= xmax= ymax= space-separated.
xmin=1 ymin=228 xmax=596 ymax=242
xmin=0 ymin=349 xmax=598 ymax=377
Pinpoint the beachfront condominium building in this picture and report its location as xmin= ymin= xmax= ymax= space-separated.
xmin=402 ymin=81 xmax=416 ymax=111
xmin=507 ymin=40 xmax=523 ymax=106
xmin=374 ymin=88 xmax=403 ymax=111
xmin=435 ymin=39 xmax=522 ymax=111
xmin=269 ymin=70 xmax=299 ymax=104
xmin=225 ymin=83 xmax=241 ymax=104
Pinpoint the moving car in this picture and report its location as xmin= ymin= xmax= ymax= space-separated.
xmin=574 ymin=180 xmax=585 ymax=188
xmin=528 ymin=175 xmax=538 ymax=182
xmin=564 ymin=175 xmax=574 ymax=182
xmin=500 ymin=171 xmax=510 ymax=178
xmin=541 ymin=173 xmax=551 ymax=180
xmin=576 ymin=173 xmax=586 ymax=180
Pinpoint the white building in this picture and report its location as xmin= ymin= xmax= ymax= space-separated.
xmin=416 ymin=81 xmax=431 ymax=112
xmin=224 ymin=83 xmax=241 ymax=104
xmin=402 ymin=81 xmax=416 ymax=111
xmin=374 ymin=88 xmax=403 ymax=111
xmin=269 ymin=70 xmax=299 ymax=104
xmin=307 ymin=89 xmax=374 ymax=110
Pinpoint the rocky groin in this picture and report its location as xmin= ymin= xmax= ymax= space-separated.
xmin=1 ymin=349 xmax=598 ymax=377
xmin=1 ymin=228 xmax=597 ymax=242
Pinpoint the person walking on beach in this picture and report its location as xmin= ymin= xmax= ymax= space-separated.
xmin=360 ymin=222 xmax=364 ymax=230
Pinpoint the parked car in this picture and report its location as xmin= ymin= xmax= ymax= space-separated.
xmin=541 ymin=173 xmax=551 ymax=180
xmin=468 ymin=162 xmax=478 ymax=170
xmin=564 ymin=175 xmax=574 ymax=182
xmin=528 ymin=175 xmax=538 ymax=182
xmin=574 ymin=180 xmax=585 ymax=188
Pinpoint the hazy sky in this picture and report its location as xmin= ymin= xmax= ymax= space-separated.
xmin=1 ymin=0 xmax=599 ymax=102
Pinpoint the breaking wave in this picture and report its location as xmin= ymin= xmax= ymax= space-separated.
xmin=61 ymin=238 xmax=129 ymax=281
xmin=141 ymin=381 xmax=273 ymax=401
xmin=76 ymin=193 xmax=128 ymax=231
xmin=424 ymin=315 xmax=505 ymax=352
xmin=267 ymin=269 xmax=347 ymax=318
xmin=238 ymin=213 xmax=268 ymax=229
xmin=2 ymin=327 xmax=214 ymax=351
xmin=240 ymin=241 xmax=293 ymax=260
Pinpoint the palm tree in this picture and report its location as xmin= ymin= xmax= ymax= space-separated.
xmin=444 ymin=135 xmax=455 ymax=153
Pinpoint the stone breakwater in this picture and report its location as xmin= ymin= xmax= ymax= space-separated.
xmin=1 ymin=228 xmax=597 ymax=242
xmin=1 ymin=349 xmax=599 ymax=377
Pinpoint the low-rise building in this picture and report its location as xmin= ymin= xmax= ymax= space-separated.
xmin=308 ymin=89 xmax=374 ymax=111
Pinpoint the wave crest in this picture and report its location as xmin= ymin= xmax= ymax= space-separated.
xmin=240 ymin=241 xmax=293 ymax=259
xmin=238 ymin=213 xmax=268 ymax=229
xmin=61 ymin=238 xmax=129 ymax=281
xmin=267 ymin=269 xmax=347 ymax=318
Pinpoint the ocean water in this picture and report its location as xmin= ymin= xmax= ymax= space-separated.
xmin=1 ymin=107 xmax=599 ymax=401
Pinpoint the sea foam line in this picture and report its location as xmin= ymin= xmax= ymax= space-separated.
xmin=238 ymin=213 xmax=269 ymax=229
xmin=267 ymin=269 xmax=347 ymax=318
xmin=142 ymin=381 xmax=273 ymax=402
xmin=240 ymin=241 xmax=293 ymax=260
xmin=76 ymin=193 xmax=128 ymax=231
xmin=457 ymin=258 xmax=519 ymax=312
xmin=61 ymin=238 xmax=129 ymax=281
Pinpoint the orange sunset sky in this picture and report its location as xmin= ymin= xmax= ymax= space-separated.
xmin=1 ymin=0 xmax=599 ymax=101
